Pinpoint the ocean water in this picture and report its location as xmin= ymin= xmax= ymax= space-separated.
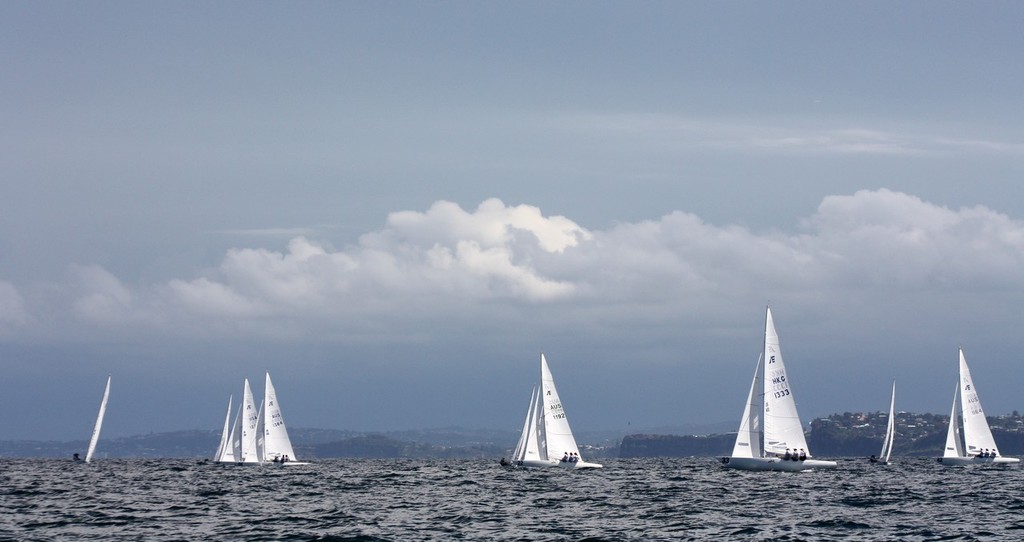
xmin=3 ymin=457 xmax=1023 ymax=541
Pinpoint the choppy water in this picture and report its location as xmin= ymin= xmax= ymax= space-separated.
xmin=3 ymin=457 xmax=1023 ymax=541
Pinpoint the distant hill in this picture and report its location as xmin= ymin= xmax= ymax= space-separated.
xmin=7 ymin=412 xmax=1024 ymax=459
xmin=0 ymin=427 xmax=522 ymax=459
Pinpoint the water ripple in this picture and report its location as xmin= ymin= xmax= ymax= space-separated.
xmin=2 ymin=457 xmax=1022 ymax=540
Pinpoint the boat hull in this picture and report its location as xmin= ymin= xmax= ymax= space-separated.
xmin=518 ymin=459 xmax=604 ymax=469
xmin=936 ymin=456 xmax=1020 ymax=465
xmin=720 ymin=456 xmax=837 ymax=471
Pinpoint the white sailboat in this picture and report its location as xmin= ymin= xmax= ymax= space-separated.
xmin=509 ymin=353 xmax=602 ymax=469
xmin=263 ymin=372 xmax=307 ymax=465
xmin=213 ymin=395 xmax=235 ymax=462
xmin=239 ymin=378 xmax=262 ymax=464
xmin=873 ymin=381 xmax=896 ymax=464
xmin=85 ymin=375 xmax=111 ymax=463
xmin=937 ymin=349 xmax=1019 ymax=465
xmin=721 ymin=307 xmax=837 ymax=471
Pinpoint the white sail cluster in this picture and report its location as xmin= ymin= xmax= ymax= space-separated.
xmin=214 ymin=372 xmax=305 ymax=466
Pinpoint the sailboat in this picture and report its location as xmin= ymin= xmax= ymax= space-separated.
xmin=509 ymin=353 xmax=602 ymax=469
xmin=238 ymin=378 xmax=262 ymax=464
xmin=721 ymin=306 xmax=837 ymax=471
xmin=937 ymin=349 xmax=1019 ymax=465
xmin=213 ymin=395 xmax=235 ymax=462
xmin=263 ymin=372 xmax=307 ymax=465
xmin=85 ymin=375 xmax=111 ymax=463
xmin=873 ymin=381 xmax=896 ymax=464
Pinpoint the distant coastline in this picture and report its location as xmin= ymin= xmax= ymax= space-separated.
xmin=6 ymin=411 xmax=1024 ymax=459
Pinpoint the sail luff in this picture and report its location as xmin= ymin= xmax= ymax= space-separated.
xmin=85 ymin=375 xmax=111 ymax=463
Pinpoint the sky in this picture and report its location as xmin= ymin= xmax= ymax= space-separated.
xmin=3 ymin=2 xmax=1024 ymax=442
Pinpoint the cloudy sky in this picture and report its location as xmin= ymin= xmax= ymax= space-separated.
xmin=3 ymin=2 xmax=1024 ymax=442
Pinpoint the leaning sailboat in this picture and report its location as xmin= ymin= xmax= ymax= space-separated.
xmin=937 ymin=349 xmax=1019 ymax=465
xmin=873 ymin=380 xmax=896 ymax=464
xmin=509 ymin=353 xmax=602 ymax=469
xmin=721 ymin=306 xmax=836 ymax=471
xmin=85 ymin=375 xmax=111 ymax=463
xmin=213 ymin=395 xmax=236 ymax=463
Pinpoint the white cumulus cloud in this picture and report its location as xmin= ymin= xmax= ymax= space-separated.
xmin=8 ymin=190 xmax=1024 ymax=347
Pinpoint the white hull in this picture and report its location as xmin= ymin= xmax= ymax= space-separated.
xmin=936 ymin=456 xmax=1020 ymax=465
xmin=720 ymin=456 xmax=837 ymax=471
xmin=518 ymin=459 xmax=604 ymax=469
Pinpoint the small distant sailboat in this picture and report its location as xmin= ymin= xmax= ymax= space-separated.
xmin=720 ymin=306 xmax=837 ymax=471
xmin=509 ymin=353 xmax=602 ymax=469
xmin=85 ymin=375 xmax=111 ymax=463
xmin=872 ymin=381 xmax=896 ymax=465
xmin=263 ymin=372 xmax=307 ymax=466
xmin=213 ymin=395 xmax=235 ymax=462
xmin=937 ymin=349 xmax=1019 ymax=465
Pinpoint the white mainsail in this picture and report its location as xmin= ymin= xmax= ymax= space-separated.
xmin=730 ymin=354 xmax=763 ymax=459
xmin=958 ymin=349 xmax=1000 ymax=456
xmin=239 ymin=379 xmax=261 ymax=463
xmin=762 ymin=307 xmax=810 ymax=456
xmin=879 ymin=381 xmax=896 ymax=464
xmin=214 ymin=395 xmax=234 ymax=462
xmin=262 ymin=372 xmax=297 ymax=462
xmin=85 ymin=375 xmax=111 ymax=463
xmin=540 ymin=353 xmax=581 ymax=461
